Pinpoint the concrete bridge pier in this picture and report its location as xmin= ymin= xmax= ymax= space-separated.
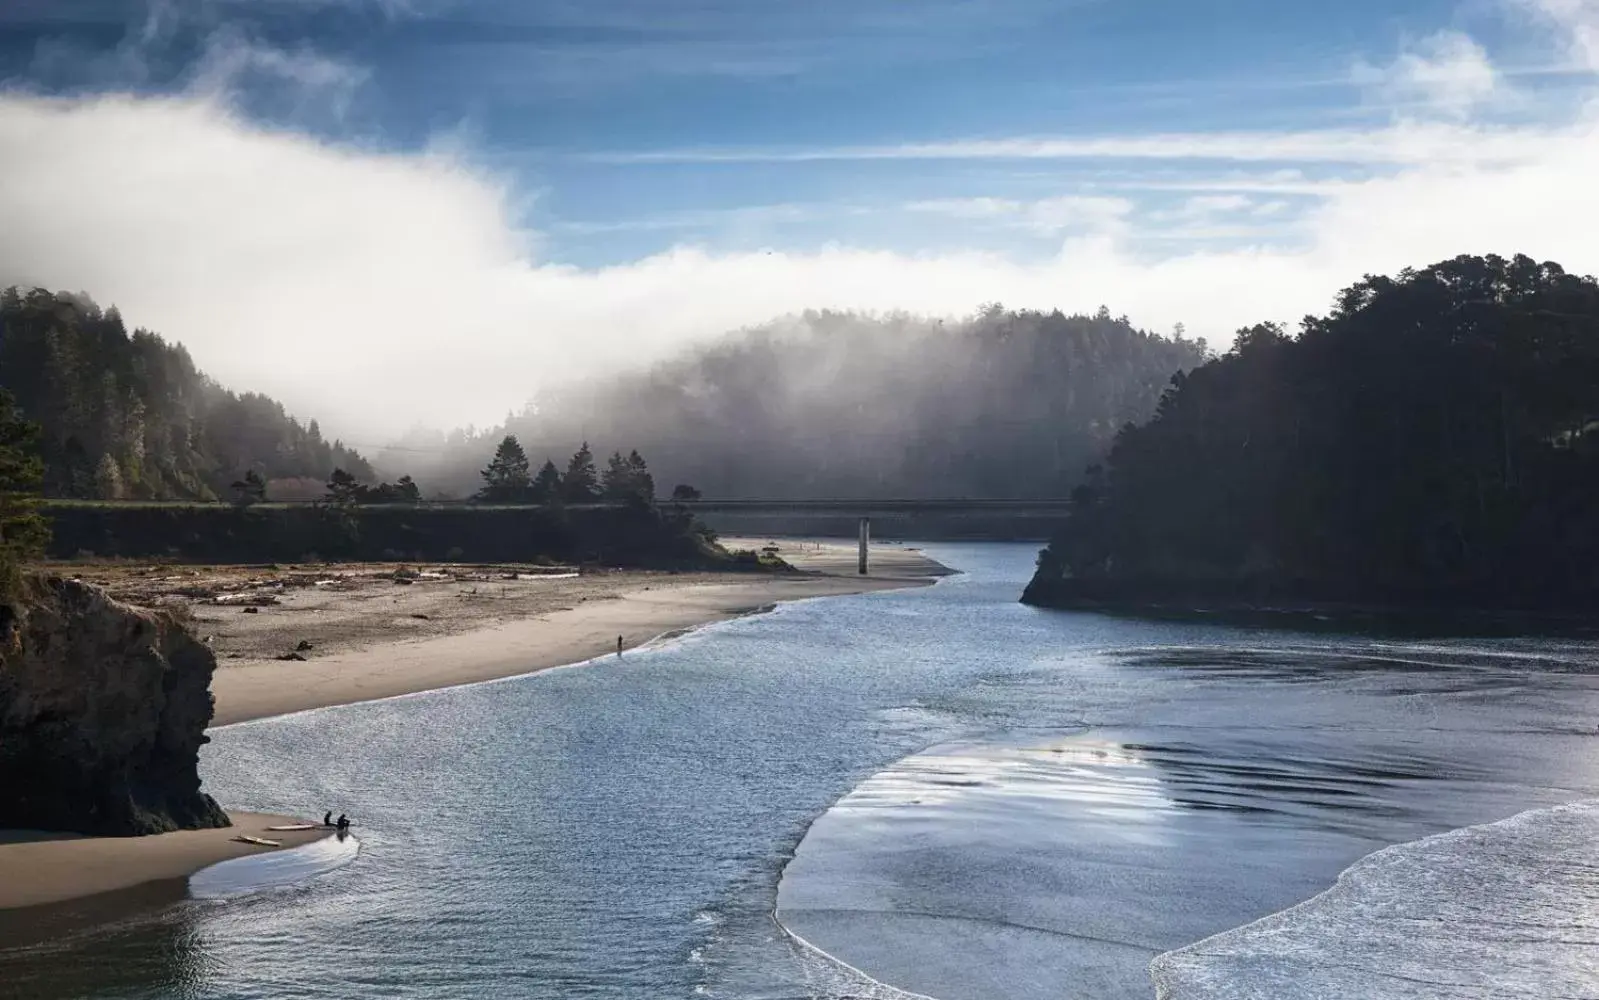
xmin=858 ymin=516 xmax=870 ymax=574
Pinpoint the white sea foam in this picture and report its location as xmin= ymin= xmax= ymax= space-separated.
xmin=189 ymin=833 xmax=361 ymax=900
xmin=1150 ymin=800 xmax=1599 ymax=999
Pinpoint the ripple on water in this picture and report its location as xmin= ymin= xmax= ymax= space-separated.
xmin=776 ymin=661 xmax=1599 ymax=1000
xmin=13 ymin=545 xmax=1599 ymax=1000
xmin=1151 ymin=800 xmax=1599 ymax=999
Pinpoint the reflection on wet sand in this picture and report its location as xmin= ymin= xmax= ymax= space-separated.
xmin=0 ymin=881 xmax=208 ymax=1000
xmin=1118 ymin=642 xmax=1599 ymax=681
xmin=778 ymin=638 xmax=1599 ymax=1000
xmin=778 ymin=725 xmax=1468 ymax=1000
xmin=0 ymin=830 xmax=360 ymax=1000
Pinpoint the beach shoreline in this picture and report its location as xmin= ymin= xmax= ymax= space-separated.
xmin=0 ymin=538 xmax=951 ymax=917
xmin=211 ymin=539 xmax=949 ymax=725
xmin=0 ymin=812 xmax=330 ymax=911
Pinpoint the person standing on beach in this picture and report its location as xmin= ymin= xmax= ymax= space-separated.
xmin=617 ymin=635 xmax=623 ymax=656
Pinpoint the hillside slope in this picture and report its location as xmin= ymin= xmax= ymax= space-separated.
xmin=0 ymin=287 xmax=371 ymax=500
xmin=382 ymin=308 xmax=1207 ymax=499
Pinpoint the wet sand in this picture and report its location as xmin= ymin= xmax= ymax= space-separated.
xmin=0 ymin=813 xmax=329 ymax=910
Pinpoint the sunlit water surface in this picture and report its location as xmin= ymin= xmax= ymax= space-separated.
xmin=5 ymin=544 xmax=1599 ymax=999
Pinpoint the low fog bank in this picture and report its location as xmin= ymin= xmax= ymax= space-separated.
xmin=375 ymin=307 xmax=1206 ymax=500
xmin=12 ymin=87 xmax=1594 ymax=444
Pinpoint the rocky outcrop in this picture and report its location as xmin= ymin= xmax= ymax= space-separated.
xmin=0 ymin=575 xmax=229 ymax=836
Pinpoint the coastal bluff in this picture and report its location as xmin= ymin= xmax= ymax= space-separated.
xmin=0 ymin=576 xmax=229 ymax=836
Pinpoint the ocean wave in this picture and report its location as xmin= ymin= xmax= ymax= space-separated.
xmin=1150 ymin=800 xmax=1599 ymax=999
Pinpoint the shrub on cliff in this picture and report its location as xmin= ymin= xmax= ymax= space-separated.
xmin=0 ymin=388 xmax=49 ymax=597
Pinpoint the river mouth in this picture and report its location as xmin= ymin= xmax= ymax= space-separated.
xmin=7 ymin=544 xmax=1599 ymax=999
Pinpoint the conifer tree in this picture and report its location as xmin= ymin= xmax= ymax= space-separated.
xmin=478 ymin=435 xmax=532 ymax=502
xmin=626 ymin=449 xmax=655 ymax=504
xmin=325 ymin=467 xmax=363 ymax=507
xmin=531 ymin=459 xmax=563 ymax=504
xmin=561 ymin=441 xmax=600 ymax=503
xmin=0 ymin=389 xmax=49 ymax=596
xmin=601 ymin=450 xmax=631 ymax=500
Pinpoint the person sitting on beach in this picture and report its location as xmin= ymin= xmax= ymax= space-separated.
xmin=323 ymin=810 xmax=334 ymax=827
xmin=336 ymin=814 xmax=350 ymax=832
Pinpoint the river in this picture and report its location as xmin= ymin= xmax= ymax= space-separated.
xmin=5 ymin=543 xmax=1599 ymax=998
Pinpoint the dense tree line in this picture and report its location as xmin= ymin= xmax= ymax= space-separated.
xmin=1026 ymin=254 xmax=1599 ymax=608
xmin=475 ymin=436 xmax=663 ymax=505
xmin=377 ymin=308 xmax=1207 ymax=499
xmin=0 ymin=388 xmax=48 ymax=597
xmin=0 ymin=288 xmax=372 ymax=500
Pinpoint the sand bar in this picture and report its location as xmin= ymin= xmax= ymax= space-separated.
xmin=211 ymin=539 xmax=947 ymax=725
xmin=0 ymin=539 xmax=949 ymax=913
xmin=0 ymin=812 xmax=329 ymax=910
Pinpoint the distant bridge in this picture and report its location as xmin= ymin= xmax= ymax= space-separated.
xmin=42 ymin=497 xmax=1078 ymax=512
xmin=40 ymin=496 xmax=1078 ymax=542
xmin=672 ymin=498 xmax=1076 ymax=514
xmin=673 ymin=498 xmax=1075 ymax=542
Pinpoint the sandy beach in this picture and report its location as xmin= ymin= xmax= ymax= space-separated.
xmin=0 ymin=812 xmax=330 ymax=910
xmin=0 ymin=539 xmax=949 ymax=914
xmin=209 ymin=538 xmax=946 ymax=724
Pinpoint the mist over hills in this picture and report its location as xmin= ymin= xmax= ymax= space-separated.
xmin=0 ymin=287 xmax=372 ymax=501
xmin=2 ymin=287 xmax=1203 ymax=503
xmin=376 ymin=308 xmax=1207 ymax=500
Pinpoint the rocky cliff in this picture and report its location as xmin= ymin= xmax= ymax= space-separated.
xmin=0 ymin=576 xmax=230 ymax=835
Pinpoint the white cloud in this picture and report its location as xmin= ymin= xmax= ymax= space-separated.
xmin=1354 ymin=31 xmax=1501 ymax=118
xmin=1022 ymin=195 xmax=1133 ymax=235
xmin=904 ymin=195 xmax=1131 ymax=235
xmin=6 ymin=9 xmax=1599 ymax=442
xmin=589 ymin=122 xmax=1551 ymax=167
xmin=905 ymin=197 xmax=1024 ymax=219
xmin=189 ymin=28 xmax=371 ymax=116
xmin=1181 ymin=195 xmax=1253 ymax=214
xmin=1524 ymin=0 xmax=1599 ymax=71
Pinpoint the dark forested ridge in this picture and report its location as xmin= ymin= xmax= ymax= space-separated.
xmin=1025 ymin=254 xmax=1599 ymax=612
xmin=379 ymin=308 xmax=1207 ymax=500
xmin=0 ymin=287 xmax=372 ymax=501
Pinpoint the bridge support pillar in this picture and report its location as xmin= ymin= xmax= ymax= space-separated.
xmin=858 ymin=517 xmax=870 ymax=575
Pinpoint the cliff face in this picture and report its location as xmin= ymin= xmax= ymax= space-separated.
xmin=0 ymin=576 xmax=230 ymax=835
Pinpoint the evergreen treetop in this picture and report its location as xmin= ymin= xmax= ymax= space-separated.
xmin=478 ymin=435 xmax=532 ymax=501
xmin=562 ymin=441 xmax=600 ymax=503
xmin=0 ymin=388 xmax=49 ymax=597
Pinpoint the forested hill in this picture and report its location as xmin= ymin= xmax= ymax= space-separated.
xmin=0 ymin=287 xmax=372 ymax=500
xmin=1024 ymin=254 xmax=1599 ymax=610
xmin=380 ymin=308 xmax=1208 ymax=499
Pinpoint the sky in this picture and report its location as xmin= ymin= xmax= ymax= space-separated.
xmin=2 ymin=0 xmax=1599 ymax=440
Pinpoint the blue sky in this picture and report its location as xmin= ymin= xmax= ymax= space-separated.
xmin=1 ymin=0 xmax=1597 ymax=434
xmin=2 ymin=0 xmax=1581 ymax=265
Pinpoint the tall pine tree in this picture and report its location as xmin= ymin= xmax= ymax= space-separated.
xmin=562 ymin=441 xmax=600 ymax=503
xmin=479 ymin=435 xmax=532 ymax=502
xmin=626 ymin=449 xmax=655 ymax=504
xmin=601 ymin=451 xmax=632 ymax=500
xmin=531 ymin=459 xmax=563 ymax=504
xmin=0 ymin=388 xmax=49 ymax=597
xmin=601 ymin=449 xmax=656 ymax=504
